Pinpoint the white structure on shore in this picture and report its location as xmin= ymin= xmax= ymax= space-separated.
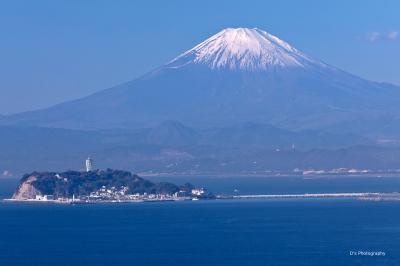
xmin=85 ymin=157 xmax=93 ymax=172
xmin=192 ymin=188 xmax=207 ymax=196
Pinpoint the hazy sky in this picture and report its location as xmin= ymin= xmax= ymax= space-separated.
xmin=1 ymin=0 xmax=399 ymax=114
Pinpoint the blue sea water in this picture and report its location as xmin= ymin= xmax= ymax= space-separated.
xmin=1 ymin=177 xmax=400 ymax=266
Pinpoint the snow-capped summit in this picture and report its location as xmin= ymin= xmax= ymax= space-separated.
xmin=167 ymin=27 xmax=324 ymax=71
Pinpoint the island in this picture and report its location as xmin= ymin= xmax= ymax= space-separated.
xmin=9 ymin=169 xmax=213 ymax=203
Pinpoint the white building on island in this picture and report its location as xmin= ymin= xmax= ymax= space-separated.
xmin=85 ymin=157 xmax=93 ymax=172
xmin=191 ymin=188 xmax=207 ymax=196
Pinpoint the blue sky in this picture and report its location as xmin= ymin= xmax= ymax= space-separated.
xmin=0 ymin=0 xmax=399 ymax=114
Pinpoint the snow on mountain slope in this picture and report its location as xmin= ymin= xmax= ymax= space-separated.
xmin=167 ymin=28 xmax=327 ymax=71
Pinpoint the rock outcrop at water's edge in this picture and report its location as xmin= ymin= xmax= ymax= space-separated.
xmin=12 ymin=175 xmax=42 ymax=200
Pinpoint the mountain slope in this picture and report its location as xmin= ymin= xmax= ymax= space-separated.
xmin=1 ymin=27 xmax=400 ymax=138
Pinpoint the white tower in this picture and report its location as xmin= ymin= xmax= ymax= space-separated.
xmin=85 ymin=157 xmax=93 ymax=172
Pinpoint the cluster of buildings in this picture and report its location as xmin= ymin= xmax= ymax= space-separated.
xmin=297 ymin=168 xmax=372 ymax=175
xmin=35 ymin=195 xmax=54 ymax=201
xmin=86 ymin=185 xmax=184 ymax=202
xmin=84 ymin=186 xmax=211 ymax=203
xmin=31 ymin=185 xmax=211 ymax=203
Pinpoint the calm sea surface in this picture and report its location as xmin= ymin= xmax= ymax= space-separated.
xmin=1 ymin=176 xmax=400 ymax=266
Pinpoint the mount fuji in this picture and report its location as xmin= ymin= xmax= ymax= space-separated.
xmin=167 ymin=28 xmax=325 ymax=71
xmin=2 ymin=28 xmax=400 ymax=138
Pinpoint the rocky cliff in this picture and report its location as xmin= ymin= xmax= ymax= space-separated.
xmin=12 ymin=175 xmax=42 ymax=200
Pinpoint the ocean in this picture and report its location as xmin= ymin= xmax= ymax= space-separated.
xmin=1 ymin=176 xmax=400 ymax=265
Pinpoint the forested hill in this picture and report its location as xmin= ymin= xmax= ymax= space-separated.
xmin=12 ymin=169 xmax=193 ymax=199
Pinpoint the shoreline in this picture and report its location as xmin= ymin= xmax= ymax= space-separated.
xmin=139 ymin=173 xmax=400 ymax=178
xmin=4 ymin=192 xmax=400 ymax=204
xmin=2 ymin=198 xmax=184 ymax=204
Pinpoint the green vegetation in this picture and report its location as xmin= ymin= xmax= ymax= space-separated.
xmin=20 ymin=169 xmax=193 ymax=197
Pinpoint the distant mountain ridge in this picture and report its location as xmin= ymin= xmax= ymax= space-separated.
xmin=0 ymin=122 xmax=375 ymax=175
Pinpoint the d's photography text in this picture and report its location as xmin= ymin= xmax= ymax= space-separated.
xmin=349 ymin=251 xmax=386 ymax=257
